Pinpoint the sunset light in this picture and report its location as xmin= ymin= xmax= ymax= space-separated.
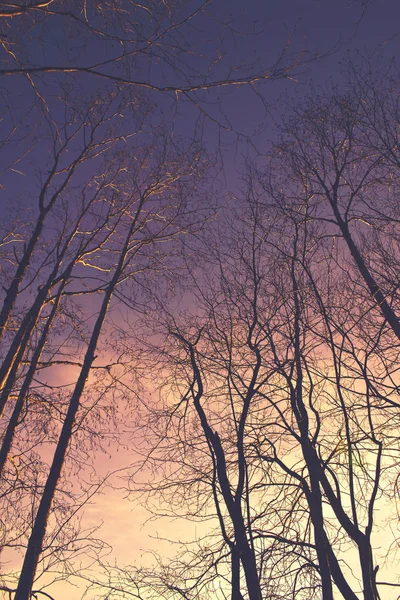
xmin=1 ymin=2 xmax=400 ymax=599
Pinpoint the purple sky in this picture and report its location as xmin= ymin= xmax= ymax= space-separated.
xmin=1 ymin=0 xmax=399 ymax=203
xmin=0 ymin=3 xmax=400 ymax=596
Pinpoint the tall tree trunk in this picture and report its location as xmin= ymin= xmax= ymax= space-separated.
xmin=231 ymin=545 xmax=244 ymax=600
xmin=0 ymin=214 xmax=47 ymax=342
xmin=306 ymin=483 xmax=334 ymax=600
xmin=0 ymin=281 xmax=64 ymax=477
xmin=0 ymin=274 xmax=61 ymax=413
xmin=239 ymin=538 xmax=262 ymax=600
xmin=15 ymin=199 xmax=145 ymax=599
xmin=14 ymin=282 xmax=113 ymax=600
xmin=330 ymin=198 xmax=400 ymax=340
xmin=358 ymin=542 xmax=379 ymax=600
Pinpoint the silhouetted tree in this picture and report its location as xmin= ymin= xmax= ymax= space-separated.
xmin=122 ymin=154 xmax=399 ymax=599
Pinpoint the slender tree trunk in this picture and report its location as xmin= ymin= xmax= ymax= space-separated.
xmin=239 ymin=539 xmax=262 ymax=600
xmin=307 ymin=487 xmax=334 ymax=600
xmin=191 ymin=368 xmax=262 ymax=600
xmin=15 ymin=200 xmax=145 ymax=599
xmin=0 ymin=280 xmax=56 ymax=414
xmin=0 ymin=323 xmax=33 ymax=414
xmin=358 ymin=542 xmax=379 ymax=600
xmin=0 ymin=283 xmax=63 ymax=477
xmin=0 ymin=236 xmax=84 ymax=411
xmin=330 ymin=200 xmax=400 ymax=340
xmin=0 ymin=129 xmax=97 ymax=342
xmin=0 ymin=301 xmax=39 ymax=397
xmin=302 ymin=446 xmax=360 ymax=600
xmin=231 ymin=545 xmax=244 ymax=600
xmin=14 ymin=283 xmax=113 ymax=600
xmin=291 ymin=257 xmax=358 ymax=600
xmin=0 ymin=214 xmax=47 ymax=342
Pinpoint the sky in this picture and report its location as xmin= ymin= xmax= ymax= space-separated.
xmin=1 ymin=1 xmax=400 ymax=598
xmin=142 ymin=0 xmax=400 ymax=189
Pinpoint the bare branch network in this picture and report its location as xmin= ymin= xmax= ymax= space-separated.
xmin=0 ymin=2 xmax=399 ymax=600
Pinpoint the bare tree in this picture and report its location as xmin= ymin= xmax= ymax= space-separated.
xmin=115 ymin=204 xmax=317 ymax=600
xmin=119 ymin=167 xmax=400 ymax=600
xmin=0 ymin=77 xmax=212 ymax=594
xmin=0 ymin=1 xmax=300 ymax=95
xmin=267 ymin=58 xmax=400 ymax=340
xmin=10 ymin=130 xmax=208 ymax=598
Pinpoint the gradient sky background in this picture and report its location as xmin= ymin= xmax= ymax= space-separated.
xmin=1 ymin=1 xmax=400 ymax=598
